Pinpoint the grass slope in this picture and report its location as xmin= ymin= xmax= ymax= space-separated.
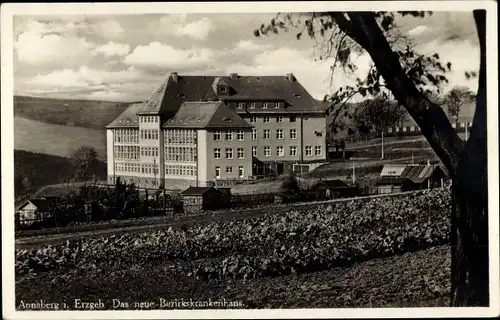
xmin=14 ymin=95 xmax=134 ymax=130
xmin=15 ymin=117 xmax=106 ymax=159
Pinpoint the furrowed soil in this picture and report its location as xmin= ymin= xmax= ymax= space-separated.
xmin=15 ymin=245 xmax=450 ymax=309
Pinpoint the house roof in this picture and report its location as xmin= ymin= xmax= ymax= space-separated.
xmin=137 ymin=73 xmax=326 ymax=116
xmin=16 ymin=197 xmax=60 ymax=211
xmin=180 ymin=186 xmax=219 ymax=196
xmin=163 ymin=101 xmax=253 ymax=129
xmin=313 ymin=179 xmax=350 ymax=189
xmin=106 ymin=102 xmax=146 ymax=128
xmin=380 ymin=164 xmax=445 ymax=184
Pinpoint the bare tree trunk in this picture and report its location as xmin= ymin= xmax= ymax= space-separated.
xmin=451 ymin=10 xmax=489 ymax=307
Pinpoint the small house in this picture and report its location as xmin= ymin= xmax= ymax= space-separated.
xmin=180 ymin=186 xmax=223 ymax=214
xmin=309 ymin=179 xmax=360 ymax=200
xmin=377 ymin=163 xmax=447 ymax=194
xmin=15 ymin=196 xmax=59 ymax=226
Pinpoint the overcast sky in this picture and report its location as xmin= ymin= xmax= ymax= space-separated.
xmin=13 ymin=11 xmax=480 ymax=102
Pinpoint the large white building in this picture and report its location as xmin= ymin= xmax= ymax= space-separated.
xmin=106 ymin=72 xmax=328 ymax=190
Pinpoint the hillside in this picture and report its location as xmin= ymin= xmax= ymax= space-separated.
xmin=14 ymin=95 xmax=135 ymax=130
xmin=15 ymin=117 xmax=106 ymax=159
xmin=14 ymin=150 xmax=106 ymax=200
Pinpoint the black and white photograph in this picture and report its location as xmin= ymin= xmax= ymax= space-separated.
xmin=1 ymin=1 xmax=499 ymax=319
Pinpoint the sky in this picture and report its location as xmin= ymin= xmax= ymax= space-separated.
xmin=13 ymin=11 xmax=480 ymax=102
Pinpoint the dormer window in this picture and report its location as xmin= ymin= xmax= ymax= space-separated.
xmin=274 ymin=102 xmax=280 ymax=109
xmin=219 ymin=86 xmax=227 ymax=93
xmin=263 ymin=102 xmax=268 ymax=109
xmin=250 ymin=102 xmax=256 ymax=109
xmin=237 ymin=102 xmax=245 ymax=109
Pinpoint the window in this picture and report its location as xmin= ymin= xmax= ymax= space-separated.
xmin=277 ymin=146 xmax=284 ymax=157
xmin=276 ymin=129 xmax=283 ymax=139
xmin=264 ymin=129 xmax=271 ymax=139
xmin=252 ymin=129 xmax=257 ymax=140
xmin=214 ymin=148 xmax=221 ymax=159
xmin=290 ymin=115 xmax=296 ymax=122
xmin=410 ymin=126 xmax=415 ymax=132
xmin=403 ymin=127 xmax=407 ymax=132
xmin=252 ymin=146 xmax=258 ymax=157
xmin=264 ymin=146 xmax=271 ymax=157
xmin=226 ymin=166 xmax=233 ymax=173
xmin=215 ymin=166 xmax=221 ymax=179
xmin=219 ymin=86 xmax=227 ymax=93
xmin=388 ymin=127 xmax=393 ymax=133
xmin=289 ymin=146 xmax=297 ymax=156
xmin=213 ymin=130 xmax=221 ymax=141
xmin=225 ymin=130 xmax=233 ymax=141
xmin=250 ymin=102 xmax=256 ymax=109
xmin=238 ymin=166 xmax=244 ymax=178
xmin=225 ymin=148 xmax=233 ymax=159
xmin=277 ymin=116 xmax=283 ymax=123
xmin=237 ymin=130 xmax=244 ymax=141
xmin=274 ymin=102 xmax=280 ymax=109
xmin=237 ymin=102 xmax=245 ymax=109
xmin=305 ymin=146 xmax=312 ymax=156
xmin=263 ymin=116 xmax=270 ymax=123
xmin=289 ymin=128 xmax=297 ymax=139
xmin=250 ymin=116 xmax=257 ymax=123
xmin=396 ymin=127 xmax=400 ymax=132
xmin=315 ymin=146 xmax=322 ymax=156
xmin=237 ymin=148 xmax=244 ymax=159
xmin=263 ymin=102 xmax=268 ymax=109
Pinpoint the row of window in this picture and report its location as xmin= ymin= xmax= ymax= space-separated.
xmin=387 ymin=122 xmax=472 ymax=134
xmin=114 ymin=129 xmax=139 ymax=144
xmin=165 ymin=165 xmax=197 ymax=176
xmin=115 ymin=162 xmax=159 ymax=174
xmin=215 ymin=166 xmax=244 ymax=179
xmin=213 ymin=128 xmax=298 ymax=141
xmin=164 ymin=129 xmax=197 ymax=145
xmin=115 ymin=146 xmax=140 ymax=160
xmin=140 ymin=116 xmax=159 ymax=123
xmin=214 ymin=145 xmax=322 ymax=158
xmin=141 ymin=147 xmax=160 ymax=157
xmin=236 ymin=102 xmax=282 ymax=110
xmin=213 ymin=130 xmax=245 ymax=141
xmin=140 ymin=129 xmax=159 ymax=140
xmin=164 ymin=147 xmax=197 ymax=162
xmin=246 ymin=115 xmax=296 ymax=123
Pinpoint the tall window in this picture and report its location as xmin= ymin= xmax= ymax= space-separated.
xmin=315 ymin=146 xmax=322 ymax=156
xmin=213 ymin=130 xmax=221 ymax=141
xmin=264 ymin=129 xmax=271 ymax=139
xmin=237 ymin=130 xmax=244 ymax=141
xmin=225 ymin=148 xmax=233 ymax=159
xmin=289 ymin=146 xmax=297 ymax=156
xmin=237 ymin=102 xmax=245 ymax=109
xmin=215 ymin=166 xmax=220 ymax=179
xmin=252 ymin=146 xmax=258 ymax=157
xmin=277 ymin=146 xmax=284 ymax=157
xmin=264 ymin=146 xmax=271 ymax=157
xmin=276 ymin=129 xmax=283 ymax=139
xmin=290 ymin=129 xmax=297 ymax=139
xmin=214 ymin=148 xmax=221 ymax=159
xmin=238 ymin=166 xmax=244 ymax=178
xmin=263 ymin=116 xmax=270 ymax=123
xmin=250 ymin=102 xmax=256 ymax=109
xmin=252 ymin=129 xmax=257 ymax=140
xmin=305 ymin=146 xmax=312 ymax=156
xmin=237 ymin=148 xmax=244 ymax=159
xmin=225 ymin=130 xmax=234 ymax=141
xmin=263 ymin=102 xmax=268 ymax=109
xmin=277 ymin=116 xmax=283 ymax=123
xmin=250 ymin=116 xmax=257 ymax=123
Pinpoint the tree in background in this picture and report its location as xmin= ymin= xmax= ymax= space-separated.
xmin=254 ymin=10 xmax=487 ymax=306
xmin=445 ymin=86 xmax=475 ymax=128
xmin=353 ymin=96 xmax=406 ymax=139
xmin=70 ymin=146 xmax=99 ymax=181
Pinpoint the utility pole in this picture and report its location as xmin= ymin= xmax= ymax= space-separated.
xmin=154 ymin=157 xmax=157 ymax=187
xmin=465 ymin=121 xmax=469 ymax=141
xmin=352 ymin=160 xmax=356 ymax=184
xmin=381 ymin=129 xmax=385 ymax=160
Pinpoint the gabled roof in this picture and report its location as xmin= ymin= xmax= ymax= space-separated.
xmin=162 ymin=101 xmax=252 ymax=129
xmin=16 ymin=197 xmax=60 ymax=211
xmin=380 ymin=164 xmax=445 ymax=184
xmin=180 ymin=186 xmax=220 ymax=196
xmin=137 ymin=73 xmax=326 ymax=116
xmin=106 ymin=102 xmax=146 ymax=128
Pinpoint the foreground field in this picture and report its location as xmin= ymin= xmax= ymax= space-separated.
xmin=15 ymin=188 xmax=451 ymax=308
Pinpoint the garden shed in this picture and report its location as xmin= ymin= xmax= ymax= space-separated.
xmin=309 ymin=179 xmax=360 ymax=200
xmin=15 ymin=196 xmax=59 ymax=226
xmin=180 ymin=186 xmax=223 ymax=213
xmin=377 ymin=163 xmax=447 ymax=194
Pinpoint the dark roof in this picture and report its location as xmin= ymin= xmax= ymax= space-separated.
xmin=380 ymin=164 xmax=445 ymax=184
xmin=137 ymin=73 xmax=326 ymax=116
xmin=313 ymin=179 xmax=350 ymax=189
xmin=106 ymin=102 xmax=146 ymax=128
xmin=162 ymin=101 xmax=252 ymax=129
xmin=180 ymin=186 xmax=220 ymax=196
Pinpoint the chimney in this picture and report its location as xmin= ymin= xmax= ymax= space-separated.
xmin=230 ymin=73 xmax=238 ymax=79
xmin=286 ymin=73 xmax=295 ymax=82
xmin=171 ymin=72 xmax=178 ymax=82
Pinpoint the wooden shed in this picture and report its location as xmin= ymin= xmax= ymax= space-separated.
xmin=15 ymin=196 xmax=59 ymax=226
xmin=377 ymin=163 xmax=447 ymax=194
xmin=309 ymin=179 xmax=360 ymax=200
xmin=180 ymin=186 xmax=223 ymax=214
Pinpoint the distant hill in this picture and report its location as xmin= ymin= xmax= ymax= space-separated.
xmin=14 ymin=95 xmax=137 ymax=130
xmin=14 ymin=150 xmax=107 ymax=199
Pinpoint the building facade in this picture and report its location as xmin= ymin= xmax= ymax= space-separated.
xmin=106 ymin=72 xmax=327 ymax=189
